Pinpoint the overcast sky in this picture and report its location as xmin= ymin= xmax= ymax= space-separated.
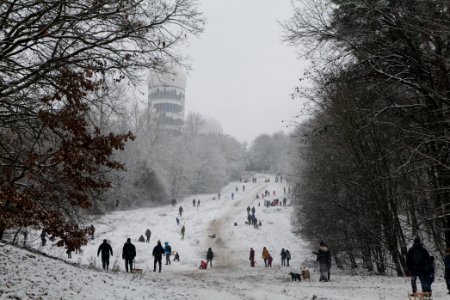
xmin=183 ymin=0 xmax=308 ymax=144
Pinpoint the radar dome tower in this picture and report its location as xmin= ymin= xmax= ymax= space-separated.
xmin=147 ymin=67 xmax=187 ymax=132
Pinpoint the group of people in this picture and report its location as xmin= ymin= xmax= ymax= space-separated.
xmin=252 ymin=247 xmax=292 ymax=268
xmin=246 ymin=206 xmax=260 ymax=228
xmin=192 ymin=199 xmax=200 ymax=207
xmin=97 ymin=238 xmax=180 ymax=273
xmin=200 ymin=247 xmax=214 ymax=269
xmin=281 ymin=248 xmax=292 ymax=267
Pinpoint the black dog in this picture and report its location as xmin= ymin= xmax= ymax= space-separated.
xmin=289 ymin=272 xmax=302 ymax=282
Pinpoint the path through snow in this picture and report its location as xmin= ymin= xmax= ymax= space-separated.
xmin=1 ymin=174 xmax=449 ymax=299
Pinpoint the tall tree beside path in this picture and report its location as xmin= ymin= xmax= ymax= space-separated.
xmin=0 ymin=0 xmax=204 ymax=249
xmin=283 ymin=0 xmax=450 ymax=273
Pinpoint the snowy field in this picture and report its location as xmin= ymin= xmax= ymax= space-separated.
xmin=1 ymin=174 xmax=448 ymax=299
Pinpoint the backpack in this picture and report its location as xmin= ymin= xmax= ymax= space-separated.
xmin=166 ymin=245 xmax=172 ymax=254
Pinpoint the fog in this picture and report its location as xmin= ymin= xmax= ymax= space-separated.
xmin=184 ymin=0 xmax=308 ymax=143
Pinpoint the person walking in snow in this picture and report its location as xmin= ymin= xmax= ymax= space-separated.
xmin=181 ymin=225 xmax=185 ymax=239
xmin=192 ymin=199 xmax=196 ymax=207
xmin=152 ymin=240 xmax=165 ymax=272
xmin=40 ymin=230 xmax=47 ymax=246
xmin=317 ymin=241 xmax=331 ymax=282
xmin=268 ymin=254 xmax=273 ymax=267
xmin=242 ymin=185 xmax=245 ymax=192
xmin=247 ymin=206 xmax=251 ymax=214
xmin=206 ymin=247 xmax=214 ymax=268
xmin=197 ymin=200 xmax=200 ymax=207
xmin=444 ymin=248 xmax=450 ymax=294
xmin=251 ymin=206 xmax=256 ymax=215
xmin=176 ymin=217 xmax=180 ymax=225
xmin=262 ymin=247 xmax=270 ymax=267
xmin=235 ymin=186 xmax=238 ymax=192
xmin=422 ymin=256 xmax=435 ymax=294
xmin=286 ymin=249 xmax=291 ymax=267
xmin=145 ymin=229 xmax=151 ymax=243
xmin=122 ymin=238 xmax=136 ymax=273
xmin=406 ymin=237 xmax=430 ymax=294
xmin=231 ymin=192 xmax=234 ymax=200
xmin=179 ymin=206 xmax=183 ymax=217
xmin=97 ymin=239 xmax=113 ymax=270
xmin=249 ymin=247 xmax=255 ymax=267
xmin=22 ymin=230 xmax=28 ymax=246
xmin=281 ymin=248 xmax=287 ymax=266
xmin=164 ymin=241 xmax=172 ymax=265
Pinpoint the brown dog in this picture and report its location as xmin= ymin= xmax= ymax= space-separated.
xmin=300 ymin=267 xmax=311 ymax=282
xmin=408 ymin=292 xmax=431 ymax=300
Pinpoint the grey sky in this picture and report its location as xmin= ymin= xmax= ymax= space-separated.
xmin=184 ymin=0 xmax=308 ymax=144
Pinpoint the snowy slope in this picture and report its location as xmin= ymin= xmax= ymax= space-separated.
xmin=1 ymin=174 xmax=448 ymax=299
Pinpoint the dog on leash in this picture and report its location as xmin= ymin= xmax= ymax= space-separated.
xmin=300 ymin=267 xmax=311 ymax=282
xmin=289 ymin=272 xmax=302 ymax=282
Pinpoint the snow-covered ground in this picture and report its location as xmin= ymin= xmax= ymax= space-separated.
xmin=1 ymin=174 xmax=448 ymax=299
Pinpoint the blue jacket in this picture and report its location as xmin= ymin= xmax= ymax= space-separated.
xmin=164 ymin=242 xmax=172 ymax=255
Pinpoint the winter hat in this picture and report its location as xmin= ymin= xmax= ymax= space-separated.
xmin=127 ymin=238 xmax=131 ymax=243
xmin=414 ymin=236 xmax=420 ymax=243
xmin=320 ymin=241 xmax=325 ymax=246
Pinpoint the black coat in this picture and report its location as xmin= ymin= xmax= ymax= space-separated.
xmin=317 ymin=246 xmax=331 ymax=267
xmin=406 ymin=241 xmax=430 ymax=275
xmin=122 ymin=242 xmax=136 ymax=260
xmin=153 ymin=244 xmax=165 ymax=259
xmin=98 ymin=242 xmax=113 ymax=258
xmin=206 ymin=249 xmax=214 ymax=260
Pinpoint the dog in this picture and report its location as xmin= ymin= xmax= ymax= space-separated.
xmin=289 ymin=272 xmax=302 ymax=282
xmin=408 ymin=292 xmax=432 ymax=300
xmin=300 ymin=267 xmax=311 ymax=282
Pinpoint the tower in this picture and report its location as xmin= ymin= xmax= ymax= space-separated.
xmin=147 ymin=67 xmax=187 ymax=132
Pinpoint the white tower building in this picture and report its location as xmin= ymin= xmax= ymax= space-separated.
xmin=147 ymin=68 xmax=187 ymax=132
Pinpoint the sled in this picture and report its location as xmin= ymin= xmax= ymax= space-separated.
xmin=131 ymin=262 xmax=143 ymax=274
xmin=408 ymin=291 xmax=432 ymax=300
xmin=199 ymin=260 xmax=207 ymax=270
xmin=131 ymin=268 xmax=143 ymax=274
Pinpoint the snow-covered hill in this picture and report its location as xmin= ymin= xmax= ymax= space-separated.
xmin=1 ymin=174 xmax=447 ymax=299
